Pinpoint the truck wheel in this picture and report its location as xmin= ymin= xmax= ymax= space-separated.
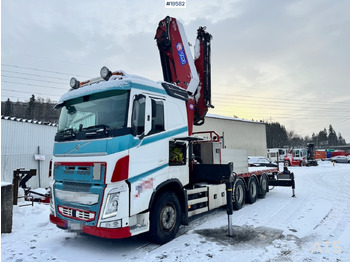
xmin=233 ymin=179 xmax=245 ymax=210
xmin=258 ymin=174 xmax=268 ymax=198
xmin=246 ymin=176 xmax=258 ymax=204
xmin=150 ymin=192 xmax=181 ymax=244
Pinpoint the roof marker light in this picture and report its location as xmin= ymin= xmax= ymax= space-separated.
xmin=100 ymin=66 xmax=112 ymax=81
xmin=70 ymin=77 xmax=80 ymax=89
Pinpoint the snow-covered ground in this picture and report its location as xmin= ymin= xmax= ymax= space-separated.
xmin=2 ymin=161 xmax=350 ymax=262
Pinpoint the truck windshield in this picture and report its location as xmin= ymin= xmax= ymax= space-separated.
xmin=56 ymin=90 xmax=130 ymax=141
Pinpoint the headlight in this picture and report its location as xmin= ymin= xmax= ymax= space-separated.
xmin=102 ymin=192 xmax=120 ymax=219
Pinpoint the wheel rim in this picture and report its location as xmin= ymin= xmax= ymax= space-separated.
xmin=250 ymin=180 xmax=257 ymax=198
xmin=160 ymin=204 xmax=176 ymax=231
xmin=261 ymin=176 xmax=267 ymax=191
xmin=235 ymin=185 xmax=244 ymax=204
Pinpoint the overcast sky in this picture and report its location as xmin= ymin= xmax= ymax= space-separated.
xmin=2 ymin=0 xmax=350 ymax=141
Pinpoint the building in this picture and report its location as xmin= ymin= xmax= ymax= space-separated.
xmin=1 ymin=117 xmax=57 ymax=188
xmin=193 ymin=114 xmax=267 ymax=156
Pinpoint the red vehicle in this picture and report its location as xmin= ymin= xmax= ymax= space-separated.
xmin=284 ymin=144 xmax=318 ymax=166
xmin=284 ymin=148 xmax=307 ymax=166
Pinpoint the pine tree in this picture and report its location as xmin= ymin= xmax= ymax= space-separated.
xmin=4 ymin=98 xmax=12 ymax=116
xmin=25 ymin=94 xmax=36 ymax=119
xmin=318 ymin=128 xmax=328 ymax=147
xmin=328 ymin=125 xmax=338 ymax=146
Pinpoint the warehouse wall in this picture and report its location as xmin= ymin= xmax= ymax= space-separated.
xmin=193 ymin=114 xmax=267 ymax=156
xmin=1 ymin=119 xmax=57 ymax=188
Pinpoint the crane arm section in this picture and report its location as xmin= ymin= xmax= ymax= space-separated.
xmin=155 ymin=16 xmax=199 ymax=94
xmin=193 ymin=26 xmax=213 ymax=126
xmin=155 ymin=16 xmax=213 ymax=134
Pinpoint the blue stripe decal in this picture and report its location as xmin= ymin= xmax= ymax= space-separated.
xmin=53 ymin=135 xmax=139 ymax=155
xmin=128 ymin=164 xmax=168 ymax=184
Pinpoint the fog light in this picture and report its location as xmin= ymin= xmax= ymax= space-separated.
xmin=70 ymin=77 xmax=80 ymax=89
xmin=100 ymin=66 xmax=112 ymax=81
xmin=100 ymin=219 xmax=122 ymax=228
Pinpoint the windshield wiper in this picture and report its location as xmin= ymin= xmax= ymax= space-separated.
xmin=82 ymin=125 xmax=110 ymax=137
xmin=55 ymin=128 xmax=76 ymax=141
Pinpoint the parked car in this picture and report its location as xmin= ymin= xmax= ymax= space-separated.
xmin=248 ymin=156 xmax=278 ymax=167
xmin=329 ymin=155 xmax=350 ymax=163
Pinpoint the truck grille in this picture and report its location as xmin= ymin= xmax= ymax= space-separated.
xmin=58 ymin=206 xmax=95 ymax=222
xmin=63 ymin=182 xmax=91 ymax=192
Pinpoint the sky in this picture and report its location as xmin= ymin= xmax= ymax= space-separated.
xmin=1 ymin=0 xmax=350 ymax=141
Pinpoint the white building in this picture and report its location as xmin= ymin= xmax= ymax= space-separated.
xmin=193 ymin=114 xmax=267 ymax=156
xmin=1 ymin=117 xmax=56 ymax=188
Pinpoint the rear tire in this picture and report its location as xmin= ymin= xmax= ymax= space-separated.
xmin=233 ymin=179 xmax=245 ymax=210
xmin=258 ymin=174 xmax=268 ymax=198
xmin=246 ymin=176 xmax=258 ymax=204
xmin=150 ymin=192 xmax=181 ymax=244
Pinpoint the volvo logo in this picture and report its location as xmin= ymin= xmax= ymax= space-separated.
xmin=66 ymin=142 xmax=91 ymax=154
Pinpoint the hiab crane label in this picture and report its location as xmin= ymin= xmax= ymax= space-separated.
xmin=176 ymin=43 xmax=188 ymax=65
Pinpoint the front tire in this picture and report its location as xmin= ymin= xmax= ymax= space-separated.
xmin=150 ymin=192 xmax=181 ymax=244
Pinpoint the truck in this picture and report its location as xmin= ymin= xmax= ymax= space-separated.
xmin=283 ymin=148 xmax=307 ymax=166
xmin=283 ymin=144 xmax=318 ymax=166
xmin=49 ymin=16 xmax=289 ymax=244
xmin=267 ymin=148 xmax=287 ymax=163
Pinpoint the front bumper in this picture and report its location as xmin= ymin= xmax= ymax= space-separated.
xmin=50 ymin=214 xmax=131 ymax=239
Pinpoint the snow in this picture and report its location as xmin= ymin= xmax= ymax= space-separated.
xmin=206 ymin=113 xmax=262 ymax=124
xmin=2 ymin=162 xmax=350 ymax=262
xmin=1 ymin=181 xmax=11 ymax=187
xmin=194 ymin=38 xmax=201 ymax=60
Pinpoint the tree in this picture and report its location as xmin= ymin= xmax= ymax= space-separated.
xmin=2 ymin=96 xmax=59 ymax=123
xmin=25 ymin=95 xmax=36 ymax=119
xmin=4 ymin=98 xmax=12 ymax=116
xmin=265 ymin=122 xmax=288 ymax=148
xmin=338 ymin=133 xmax=346 ymax=145
xmin=317 ymin=128 xmax=328 ymax=147
xmin=288 ymin=131 xmax=304 ymax=148
xmin=311 ymin=133 xmax=317 ymax=144
xmin=328 ymin=125 xmax=338 ymax=146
